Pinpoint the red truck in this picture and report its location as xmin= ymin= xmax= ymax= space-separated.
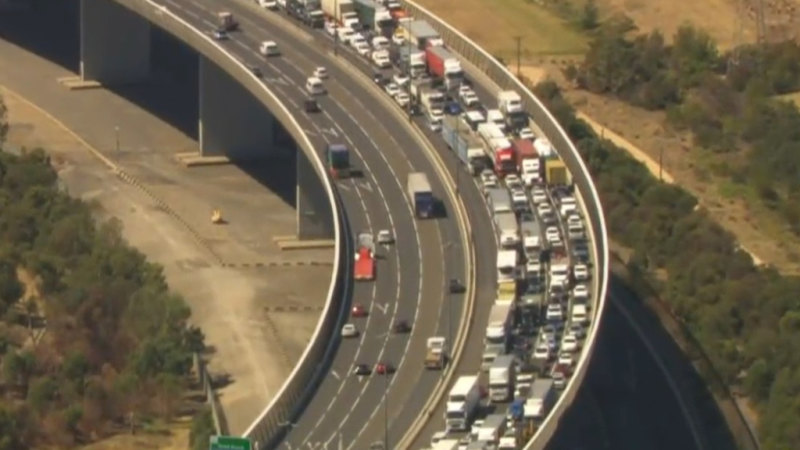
xmin=354 ymin=232 xmax=375 ymax=281
xmin=424 ymin=45 xmax=464 ymax=90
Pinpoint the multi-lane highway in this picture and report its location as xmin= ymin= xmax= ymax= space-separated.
xmin=150 ymin=1 xmax=482 ymax=447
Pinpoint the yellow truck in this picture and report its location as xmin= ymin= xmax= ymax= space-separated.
xmin=545 ymin=158 xmax=571 ymax=186
xmin=497 ymin=280 xmax=517 ymax=304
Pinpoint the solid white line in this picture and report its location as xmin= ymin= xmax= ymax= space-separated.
xmin=330 ymin=370 xmax=340 ymax=381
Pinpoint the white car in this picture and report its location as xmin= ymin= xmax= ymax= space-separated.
xmin=457 ymin=85 xmax=472 ymax=97
xmin=574 ymin=263 xmax=589 ymax=281
xmin=313 ymin=66 xmax=329 ymax=79
xmin=392 ymin=73 xmax=410 ymax=87
xmin=306 ymin=76 xmax=325 ymax=95
xmin=540 ymin=324 xmax=557 ymax=341
xmin=511 ymin=188 xmax=527 ymax=205
xmin=394 ymin=91 xmax=410 ymax=107
xmin=568 ymin=323 xmax=585 ymax=339
xmin=505 ymin=173 xmax=522 ymax=189
xmin=259 ymin=0 xmax=278 ymax=8
xmin=371 ymin=50 xmax=391 ymax=68
xmin=354 ymin=41 xmax=371 ymax=57
xmin=461 ymin=91 xmax=480 ymax=108
xmin=531 ymin=187 xmax=547 ymax=205
xmin=384 ymin=82 xmax=401 ymax=97
xmin=377 ymin=229 xmax=394 ymax=244
xmin=545 ymin=226 xmax=560 ymax=242
xmin=341 ymin=323 xmax=359 ymax=338
xmin=526 ymin=260 xmax=541 ymax=277
xmin=562 ymin=334 xmax=579 ymax=353
xmin=336 ymin=27 xmax=355 ymax=44
xmin=537 ymin=202 xmax=553 ymax=217
xmin=391 ymin=33 xmax=405 ymax=46
xmin=350 ymin=33 xmax=367 ymax=47
xmin=550 ymin=235 xmax=564 ymax=249
xmin=480 ymin=170 xmax=497 ymax=190
xmin=372 ymin=36 xmax=390 ymax=51
xmin=573 ymin=283 xmax=589 ymax=300
xmin=558 ymin=352 xmax=574 ymax=366
xmin=324 ymin=20 xmax=337 ymax=37
xmin=259 ymin=40 xmax=280 ymax=56
xmin=519 ymin=127 xmax=535 ymax=140
xmin=533 ymin=343 xmax=550 ymax=360
xmin=546 ymin=303 xmax=563 ymax=321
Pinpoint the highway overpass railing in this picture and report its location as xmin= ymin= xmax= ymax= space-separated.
xmin=119 ymin=1 xmax=347 ymax=447
xmin=397 ymin=1 xmax=611 ymax=447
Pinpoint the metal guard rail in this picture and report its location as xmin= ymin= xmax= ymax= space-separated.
xmin=398 ymin=1 xmax=611 ymax=447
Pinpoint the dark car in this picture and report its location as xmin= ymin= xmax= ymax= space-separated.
xmin=304 ymin=98 xmax=320 ymax=113
xmin=449 ymin=278 xmax=465 ymax=294
xmin=444 ymin=101 xmax=461 ymax=116
xmin=392 ymin=319 xmax=411 ymax=334
xmin=375 ymin=361 xmax=394 ymax=375
xmin=372 ymin=72 xmax=386 ymax=85
xmin=351 ymin=303 xmax=368 ymax=318
xmin=353 ymin=363 xmax=371 ymax=376
xmin=212 ymin=28 xmax=229 ymax=40
xmin=247 ymin=65 xmax=263 ymax=78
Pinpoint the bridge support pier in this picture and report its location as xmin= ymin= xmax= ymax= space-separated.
xmin=79 ymin=0 xmax=151 ymax=85
xmin=297 ymin=149 xmax=335 ymax=240
xmin=198 ymin=56 xmax=280 ymax=161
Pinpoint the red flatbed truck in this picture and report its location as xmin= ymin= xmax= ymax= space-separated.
xmin=354 ymin=232 xmax=375 ymax=281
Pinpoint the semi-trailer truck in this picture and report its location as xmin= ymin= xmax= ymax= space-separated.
xmin=407 ymin=172 xmax=435 ymax=219
xmin=352 ymin=0 xmax=393 ymax=32
xmin=476 ymin=413 xmax=508 ymax=444
xmin=321 ymin=0 xmax=355 ymax=23
xmin=441 ymin=115 xmax=486 ymax=175
xmin=392 ymin=46 xmax=427 ymax=78
xmin=482 ymin=302 xmax=513 ymax=369
xmin=425 ymin=45 xmax=464 ymax=90
xmin=478 ymin=122 xmax=515 ymax=175
xmin=524 ymin=378 xmax=555 ymax=422
xmin=498 ymin=90 xmax=527 ymax=130
xmin=445 ymin=375 xmax=481 ymax=431
xmin=326 ymin=143 xmax=350 ymax=178
xmin=513 ymin=138 xmax=541 ymax=186
xmin=494 ymin=211 xmax=519 ymax=248
xmin=487 ymin=187 xmax=512 ymax=214
xmin=398 ymin=19 xmax=444 ymax=49
xmin=488 ymin=354 xmax=515 ymax=402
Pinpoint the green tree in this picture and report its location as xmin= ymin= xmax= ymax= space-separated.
xmin=579 ymin=0 xmax=599 ymax=30
xmin=27 ymin=375 xmax=58 ymax=413
xmin=670 ymin=24 xmax=720 ymax=88
xmin=2 ymin=350 xmax=36 ymax=391
xmin=189 ymin=407 xmax=215 ymax=450
xmin=0 ymin=95 xmax=8 ymax=145
xmin=0 ymin=405 xmax=27 ymax=450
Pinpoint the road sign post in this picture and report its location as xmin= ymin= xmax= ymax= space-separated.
xmin=210 ymin=435 xmax=252 ymax=450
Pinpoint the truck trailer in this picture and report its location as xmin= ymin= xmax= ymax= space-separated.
xmin=352 ymin=0 xmax=393 ymax=32
xmin=407 ymin=172 xmax=435 ymax=219
xmin=445 ymin=375 xmax=481 ymax=431
xmin=476 ymin=413 xmax=508 ymax=444
xmin=478 ymin=123 xmax=515 ymax=175
xmin=545 ymin=158 xmax=572 ymax=186
xmin=425 ymin=336 xmax=447 ymax=370
xmin=398 ymin=19 xmax=443 ymax=49
xmin=494 ymin=211 xmax=519 ymax=249
xmin=513 ymin=138 xmax=540 ymax=185
xmin=482 ymin=303 xmax=513 ymax=369
xmin=320 ymin=0 xmax=355 ymax=23
xmin=488 ymin=354 xmax=516 ymax=403
xmin=497 ymin=90 xmax=527 ymax=130
xmin=524 ymin=378 xmax=555 ymax=422
xmin=392 ymin=46 xmax=427 ymax=78
xmin=441 ymin=115 xmax=486 ymax=175
xmin=425 ymin=45 xmax=464 ymax=90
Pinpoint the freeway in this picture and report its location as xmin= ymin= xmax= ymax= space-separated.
xmin=152 ymin=0 xmax=475 ymax=447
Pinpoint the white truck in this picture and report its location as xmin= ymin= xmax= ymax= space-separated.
xmin=482 ymin=302 xmax=513 ymax=370
xmin=486 ymin=187 xmax=512 ymax=214
xmin=445 ymin=375 xmax=481 ymax=431
xmin=425 ymin=336 xmax=447 ymax=370
xmin=496 ymin=249 xmax=517 ymax=283
xmin=475 ymin=413 xmax=507 ymax=445
xmin=549 ymin=249 xmax=570 ymax=290
xmin=488 ymin=354 xmax=515 ymax=403
xmin=321 ymin=0 xmax=356 ymax=24
xmin=533 ymin=137 xmax=556 ymax=160
xmin=431 ymin=440 xmax=460 ymax=450
xmin=524 ymin=378 xmax=555 ymax=422
xmin=520 ymin=218 xmax=542 ymax=256
xmin=498 ymin=90 xmax=527 ymax=130
xmin=494 ymin=211 xmax=519 ymax=248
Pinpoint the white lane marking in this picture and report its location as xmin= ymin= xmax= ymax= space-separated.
xmin=162 ymin=6 xmax=417 ymax=444
xmin=336 ymin=182 xmax=351 ymax=192
xmin=374 ymin=303 xmax=387 ymax=314
xmin=330 ymin=370 xmax=340 ymax=380
xmin=303 ymin=128 xmax=317 ymax=136
xmin=357 ymin=179 xmax=373 ymax=193
xmin=320 ymin=126 xmax=339 ymax=138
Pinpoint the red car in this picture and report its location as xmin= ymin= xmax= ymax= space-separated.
xmin=351 ymin=303 xmax=368 ymax=318
xmin=375 ymin=362 xmax=394 ymax=375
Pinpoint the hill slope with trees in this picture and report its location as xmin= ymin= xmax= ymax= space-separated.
xmin=533 ymin=79 xmax=800 ymax=449
xmin=0 ymin=97 xmax=204 ymax=448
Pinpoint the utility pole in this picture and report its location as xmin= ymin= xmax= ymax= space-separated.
xmin=333 ymin=0 xmax=339 ymax=56
xmin=513 ymin=35 xmax=522 ymax=78
xmin=659 ymin=144 xmax=664 ymax=182
xmin=114 ymin=125 xmax=120 ymax=152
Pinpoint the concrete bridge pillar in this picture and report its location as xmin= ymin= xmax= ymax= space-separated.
xmin=296 ymin=149 xmax=335 ymax=240
xmin=80 ymin=0 xmax=151 ymax=84
xmin=198 ymin=56 xmax=279 ymax=160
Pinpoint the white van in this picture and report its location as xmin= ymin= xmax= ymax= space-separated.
xmin=571 ymin=304 xmax=588 ymax=325
xmin=259 ymin=40 xmax=280 ymax=56
xmin=306 ymin=77 xmax=326 ymax=96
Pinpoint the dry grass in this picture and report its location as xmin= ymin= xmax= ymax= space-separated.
xmin=416 ymin=0 xmax=588 ymax=61
xmin=80 ymin=419 xmax=191 ymax=450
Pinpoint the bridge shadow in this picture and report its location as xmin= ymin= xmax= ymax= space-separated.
xmin=545 ymin=275 xmax=737 ymax=450
xmin=0 ymin=0 xmax=300 ymax=208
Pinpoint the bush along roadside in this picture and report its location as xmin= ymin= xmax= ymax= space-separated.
xmin=532 ymin=80 xmax=800 ymax=449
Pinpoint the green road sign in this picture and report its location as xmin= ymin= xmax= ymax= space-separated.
xmin=209 ymin=435 xmax=252 ymax=450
